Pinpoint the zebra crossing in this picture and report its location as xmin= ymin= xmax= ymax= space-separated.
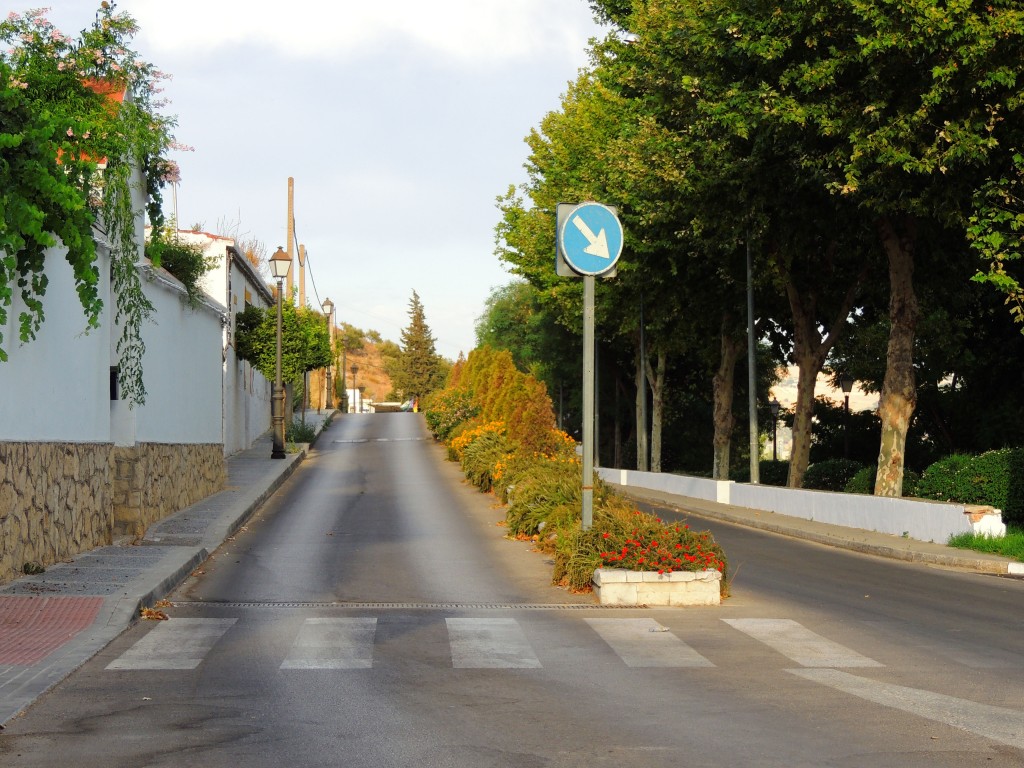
xmin=104 ymin=614 xmax=889 ymax=673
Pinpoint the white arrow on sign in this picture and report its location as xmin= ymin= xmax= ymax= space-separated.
xmin=572 ymin=215 xmax=610 ymax=259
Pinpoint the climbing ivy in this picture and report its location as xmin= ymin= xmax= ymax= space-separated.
xmin=0 ymin=4 xmax=181 ymax=405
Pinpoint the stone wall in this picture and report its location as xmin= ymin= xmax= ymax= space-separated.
xmin=1 ymin=441 xmax=226 ymax=586
xmin=0 ymin=442 xmax=113 ymax=585
xmin=112 ymin=443 xmax=225 ymax=538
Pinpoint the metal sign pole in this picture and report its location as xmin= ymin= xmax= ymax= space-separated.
xmin=555 ymin=201 xmax=623 ymax=533
xmin=582 ymin=274 xmax=596 ymax=530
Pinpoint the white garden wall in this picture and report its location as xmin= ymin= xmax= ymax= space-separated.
xmin=598 ymin=468 xmax=995 ymax=543
xmin=0 ymin=244 xmax=113 ymax=442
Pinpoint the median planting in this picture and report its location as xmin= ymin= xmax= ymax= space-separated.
xmin=423 ymin=346 xmax=728 ymax=596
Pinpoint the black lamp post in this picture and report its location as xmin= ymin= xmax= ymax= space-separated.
xmin=269 ymin=247 xmax=292 ymax=459
xmin=322 ymin=297 xmax=334 ymax=411
xmin=769 ymin=398 xmax=781 ymax=462
xmin=840 ymin=376 xmax=855 ymax=459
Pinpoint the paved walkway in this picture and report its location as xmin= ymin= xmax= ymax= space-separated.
xmin=1 ymin=428 xmax=1018 ymax=726
xmin=0 ymin=410 xmax=334 ymax=727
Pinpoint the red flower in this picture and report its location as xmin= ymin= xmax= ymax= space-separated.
xmin=637 ymin=557 xmax=645 ymax=564
xmin=602 ymin=532 xmax=610 ymax=539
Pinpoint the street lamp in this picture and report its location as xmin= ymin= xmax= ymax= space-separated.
xmin=840 ymin=376 xmax=855 ymax=459
xmin=769 ymin=398 xmax=781 ymax=462
xmin=322 ymin=297 xmax=334 ymax=412
xmin=270 ymin=246 xmax=291 ymax=459
xmin=350 ymin=364 xmax=359 ymax=414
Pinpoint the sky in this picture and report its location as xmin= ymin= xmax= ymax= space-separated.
xmin=30 ymin=0 xmax=609 ymax=359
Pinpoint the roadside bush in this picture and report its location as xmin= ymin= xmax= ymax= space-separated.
xmin=844 ymin=465 xmax=921 ymax=497
xmin=914 ymin=450 xmax=1024 ymax=524
xmin=504 ymin=455 xmax=582 ymax=539
xmin=845 ymin=465 xmax=874 ymax=495
xmin=803 ymin=458 xmax=865 ymax=492
xmin=423 ymin=388 xmax=478 ymax=441
xmin=286 ymin=418 xmax=317 ymax=444
xmin=915 ymin=453 xmax=975 ymax=502
xmin=460 ymin=430 xmax=513 ymax=493
xmin=556 ymin=501 xmax=728 ymax=594
xmin=759 ymin=460 xmax=789 ymax=487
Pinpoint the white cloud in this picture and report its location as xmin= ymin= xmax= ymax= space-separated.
xmin=130 ymin=0 xmax=600 ymax=65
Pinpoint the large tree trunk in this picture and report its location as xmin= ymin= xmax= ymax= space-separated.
xmin=635 ymin=337 xmax=649 ymax=471
xmin=644 ymin=350 xmax=667 ymax=473
xmin=787 ymin=346 xmax=821 ymax=488
xmin=784 ymin=259 xmax=867 ymax=488
xmin=712 ymin=317 xmax=744 ymax=479
xmin=875 ymin=215 xmax=919 ymax=497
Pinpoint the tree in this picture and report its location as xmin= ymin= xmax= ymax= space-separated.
xmin=393 ymin=291 xmax=444 ymax=400
xmin=0 ymin=4 xmax=180 ymax=405
xmin=234 ymin=301 xmax=331 ymax=385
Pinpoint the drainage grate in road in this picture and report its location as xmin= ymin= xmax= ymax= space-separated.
xmin=180 ymin=600 xmax=619 ymax=611
xmin=332 ymin=437 xmax=430 ymax=444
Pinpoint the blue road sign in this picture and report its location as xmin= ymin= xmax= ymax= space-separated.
xmin=557 ymin=202 xmax=624 ymax=277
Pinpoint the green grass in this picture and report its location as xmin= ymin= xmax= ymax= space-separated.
xmin=947 ymin=526 xmax=1024 ymax=562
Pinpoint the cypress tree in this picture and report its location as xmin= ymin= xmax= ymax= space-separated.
xmin=396 ymin=291 xmax=443 ymax=400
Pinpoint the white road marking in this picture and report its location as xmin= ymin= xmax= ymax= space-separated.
xmin=790 ymin=668 xmax=1024 ymax=749
xmin=724 ymin=618 xmax=882 ymax=668
xmin=106 ymin=618 xmax=237 ymax=670
xmin=446 ymin=618 xmax=542 ymax=669
xmin=586 ymin=618 xmax=714 ymax=668
xmin=281 ymin=617 xmax=377 ymax=669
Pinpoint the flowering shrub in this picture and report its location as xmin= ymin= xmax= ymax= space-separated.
xmin=423 ymin=388 xmax=479 ymax=441
xmin=556 ymin=501 xmax=729 ymax=594
xmin=596 ymin=514 xmax=726 ymax=573
xmin=460 ymin=430 xmax=512 ymax=493
xmin=448 ymin=420 xmax=506 ymax=462
xmin=0 ymin=3 xmax=184 ymax=403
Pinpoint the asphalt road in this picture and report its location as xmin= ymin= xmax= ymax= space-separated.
xmin=2 ymin=413 xmax=1022 ymax=767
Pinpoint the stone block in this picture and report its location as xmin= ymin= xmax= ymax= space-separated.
xmin=593 ymin=568 xmax=721 ymax=606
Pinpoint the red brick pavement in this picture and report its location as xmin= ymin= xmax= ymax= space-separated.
xmin=0 ymin=596 xmax=104 ymax=665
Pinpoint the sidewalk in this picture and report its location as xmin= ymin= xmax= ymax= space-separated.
xmin=609 ymin=483 xmax=1022 ymax=575
xmin=0 ymin=409 xmax=335 ymax=727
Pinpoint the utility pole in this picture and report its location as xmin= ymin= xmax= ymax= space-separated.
xmin=286 ymin=177 xmax=295 ymax=302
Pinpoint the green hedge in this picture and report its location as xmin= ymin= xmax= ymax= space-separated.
xmin=844 ymin=465 xmax=921 ymax=497
xmin=803 ymin=458 xmax=865 ymax=492
xmin=916 ymin=449 xmax=1024 ymax=525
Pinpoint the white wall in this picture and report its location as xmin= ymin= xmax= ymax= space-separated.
xmin=599 ymin=468 xmax=988 ymax=543
xmin=0 ymin=244 xmax=112 ymax=442
xmin=112 ymin=266 xmax=224 ymax=445
xmin=221 ymin=247 xmax=273 ymax=455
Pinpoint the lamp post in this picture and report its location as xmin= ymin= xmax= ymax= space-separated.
xmin=769 ymin=398 xmax=781 ymax=462
xmin=270 ymin=247 xmax=292 ymax=459
xmin=350 ymin=364 xmax=359 ymax=414
xmin=322 ymin=297 xmax=334 ymax=412
xmin=840 ymin=376 xmax=855 ymax=459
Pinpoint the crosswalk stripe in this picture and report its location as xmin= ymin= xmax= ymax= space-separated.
xmin=281 ymin=617 xmax=377 ymax=669
xmin=586 ymin=618 xmax=714 ymax=668
xmin=106 ymin=618 xmax=237 ymax=670
xmin=790 ymin=668 xmax=1024 ymax=749
xmin=723 ymin=618 xmax=882 ymax=668
xmin=446 ymin=618 xmax=542 ymax=669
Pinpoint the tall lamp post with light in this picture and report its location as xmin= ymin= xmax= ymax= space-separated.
xmin=769 ymin=398 xmax=781 ymax=462
xmin=840 ymin=376 xmax=855 ymax=459
xmin=270 ymin=247 xmax=291 ymax=459
xmin=322 ymin=297 xmax=334 ymax=411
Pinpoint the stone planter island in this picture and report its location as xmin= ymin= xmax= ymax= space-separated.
xmin=592 ymin=568 xmax=722 ymax=606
